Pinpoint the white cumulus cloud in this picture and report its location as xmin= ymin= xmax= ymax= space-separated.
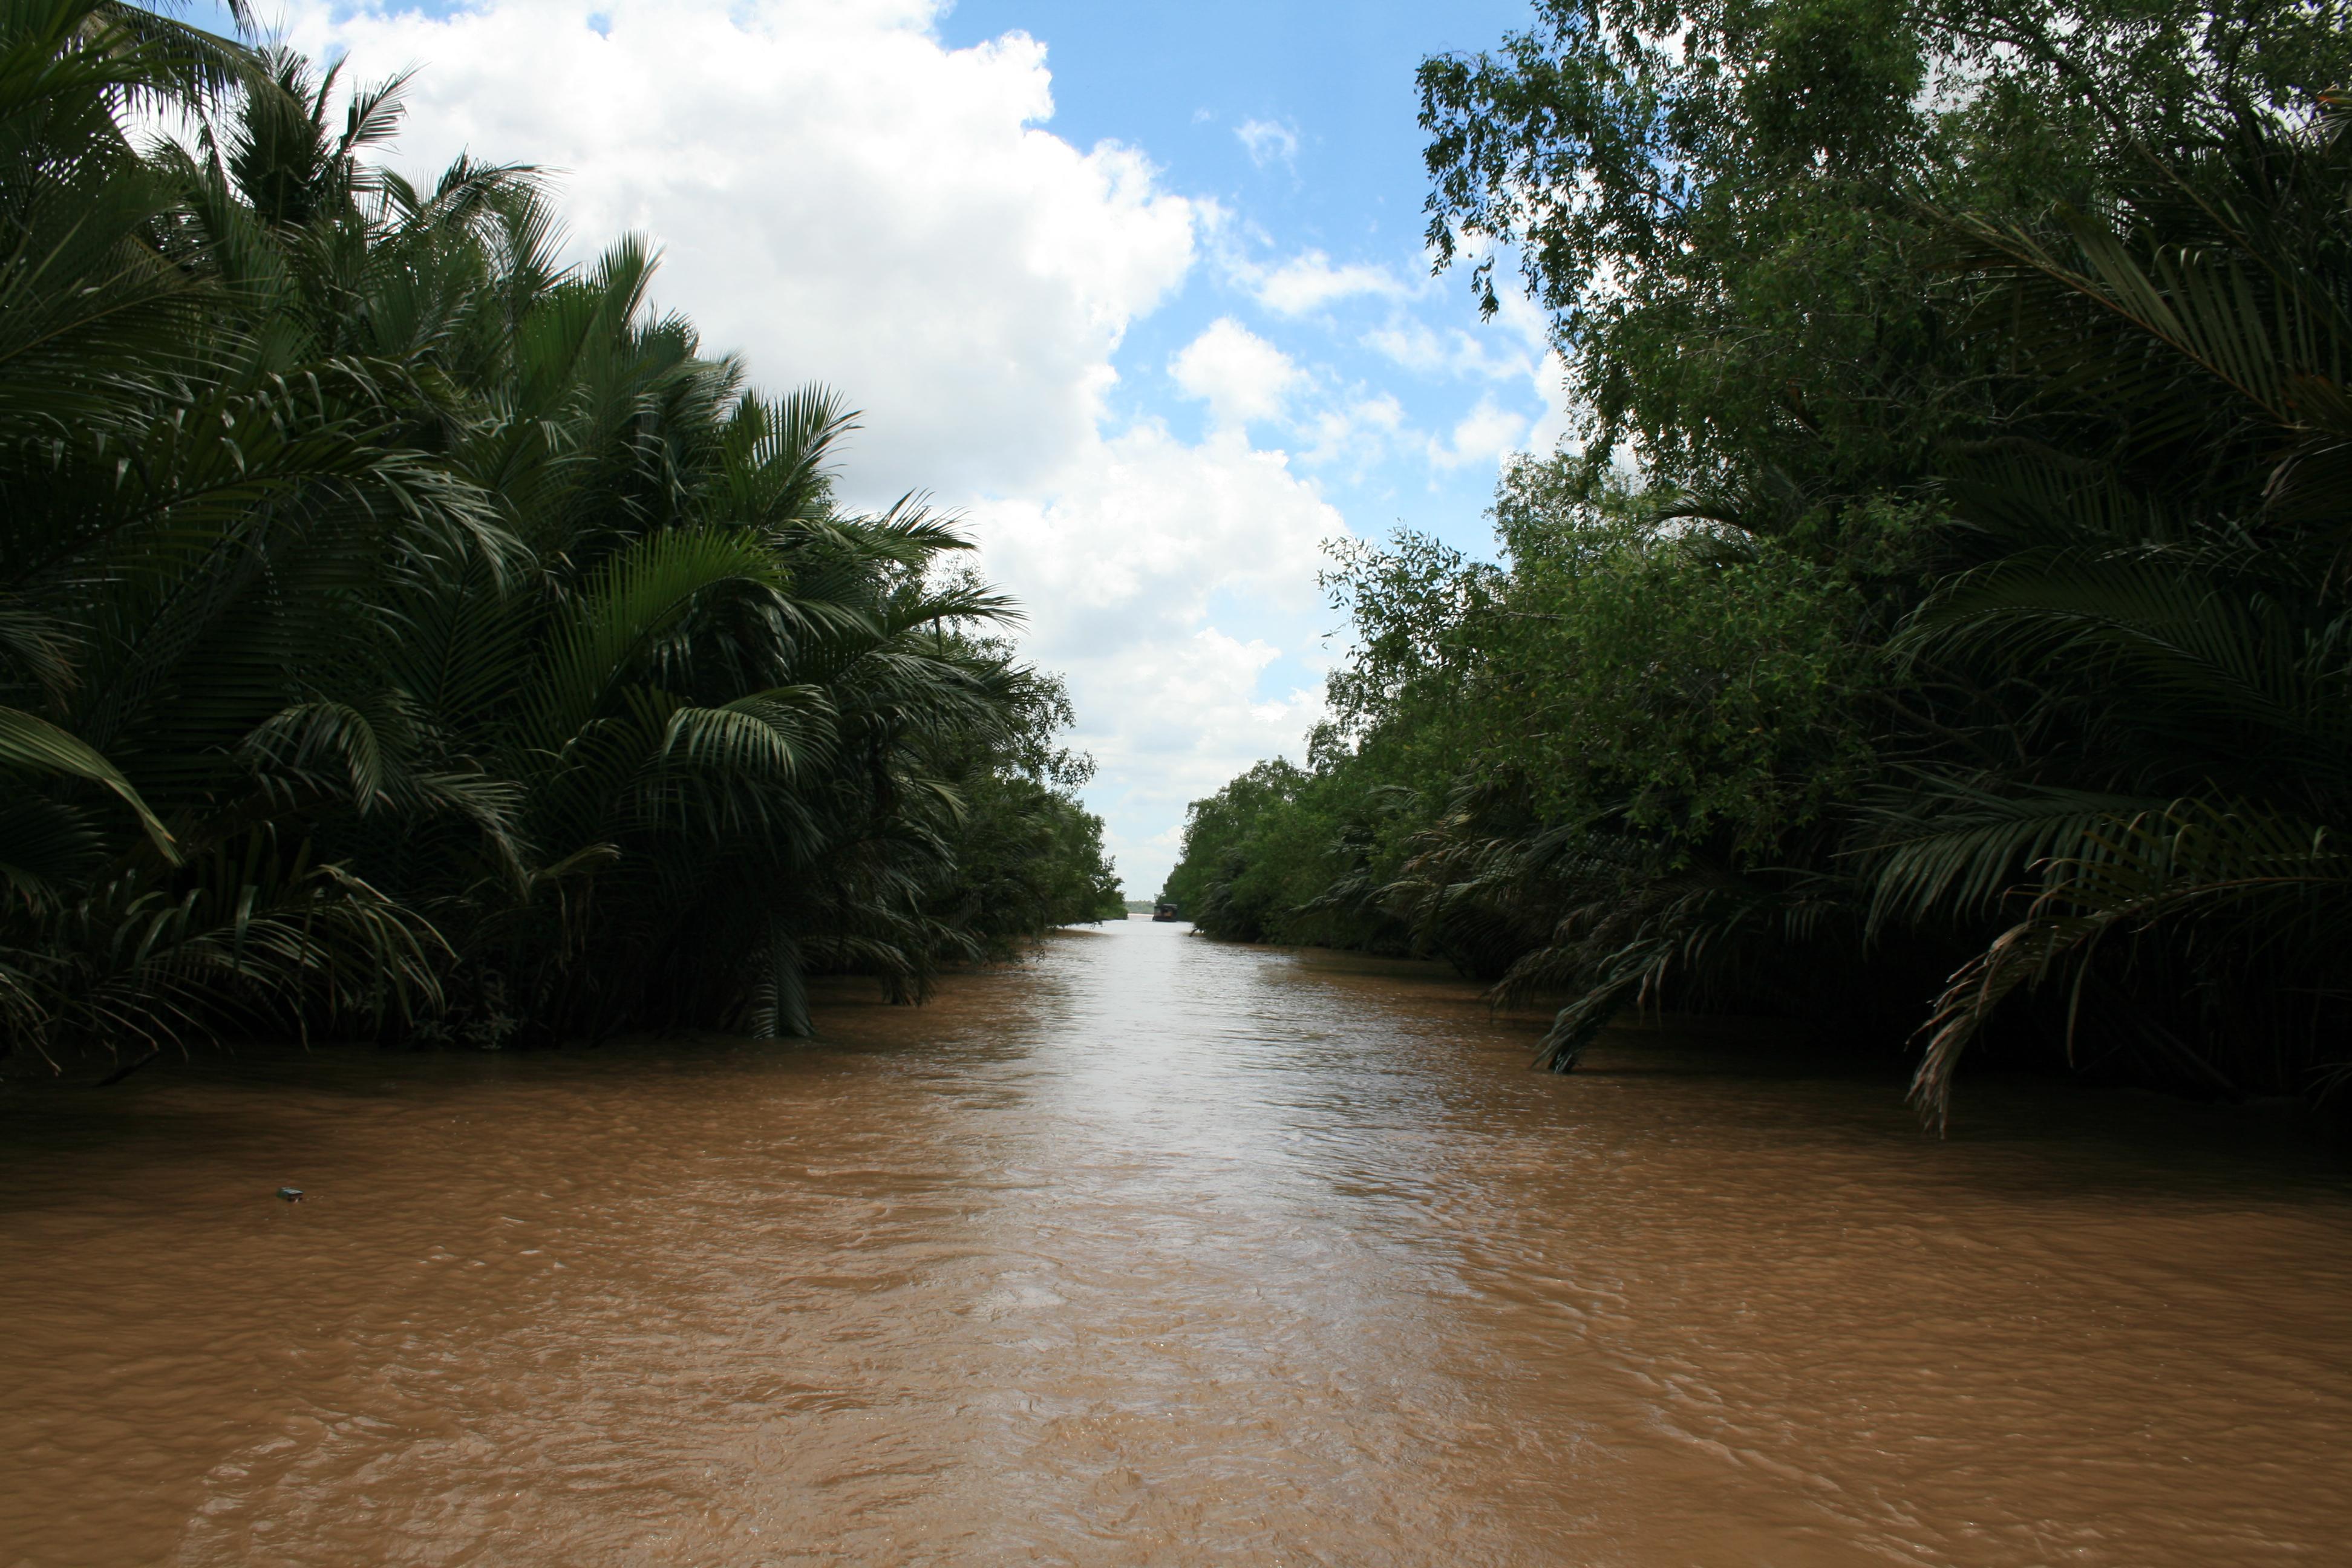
xmin=1169 ymin=318 xmax=1302 ymax=429
xmin=965 ymin=423 xmax=1343 ymax=884
xmin=1298 ymin=392 xmax=1406 ymax=470
xmin=1362 ymin=316 xmax=1530 ymax=382
xmin=1253 ymin=249 xmax=1414 ymax=315
xmin=281 ymin=0 xmax=1196 ymax=499
xmin=1431 ymin=397 xmax=1531 ymax=471
xmin=270 ymin=0 xmax=1372 ymax=893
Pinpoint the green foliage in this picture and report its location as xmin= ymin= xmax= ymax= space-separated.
xmin=1161 ymin=760 xmax=1360 ymax=944
xmin=1416 ymin=0 xmax=2346 ymax=492
xmin=920 ymin=653 xmax=1125 ymax=952
xmin=1170 ymin=0 xmax=2352 ymax=1126
xmin=0 ymin=4 xmax=1117 ymax=1071
xmin=1328 ymin=458 xmax=1880 ymax=857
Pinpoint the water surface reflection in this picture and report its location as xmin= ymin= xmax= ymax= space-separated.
xmin=4 ymin=919 xmax=2348 ymax=1564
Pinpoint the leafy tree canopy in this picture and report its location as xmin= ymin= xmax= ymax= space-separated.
xmin=1169 ymin=0 xmax=2352 ymax=1128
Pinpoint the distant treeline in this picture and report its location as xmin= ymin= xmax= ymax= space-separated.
xmin=1 ymin=1 xmax=1120 ymax=1072
xmin=1164 ymin=0 xmax=2352 ymax=1125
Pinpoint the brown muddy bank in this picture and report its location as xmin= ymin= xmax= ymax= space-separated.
xmin=3 ymin=919 xmax=2348 ymax=1565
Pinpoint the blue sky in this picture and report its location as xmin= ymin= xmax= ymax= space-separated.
xmin=937 ymin=0 xmax=1560 ymax=764
xmin=934 ymin=4 xmax=1553 ymax=505
xmin=258 ymin=0 xmax=1567 ymax=894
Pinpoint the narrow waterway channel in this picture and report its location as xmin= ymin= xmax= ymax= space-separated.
xmin=5 ymin=918 xmax=2350 ymax=1566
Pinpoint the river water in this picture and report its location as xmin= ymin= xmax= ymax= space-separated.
xmin=4 ymin=918 xmax=2350 ymax=1566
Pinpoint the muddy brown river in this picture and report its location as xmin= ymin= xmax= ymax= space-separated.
xmin=4 ymin=919 xmax=2350 ymax=1565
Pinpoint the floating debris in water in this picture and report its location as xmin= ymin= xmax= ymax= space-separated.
xmin=276 ymin=1187 xmax=304 ymax=1203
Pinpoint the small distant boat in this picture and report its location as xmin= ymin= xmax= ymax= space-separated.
xmin=1151 ymin=902 xmax=1181 ymax=923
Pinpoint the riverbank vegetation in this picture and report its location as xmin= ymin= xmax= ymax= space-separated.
xmin=0 ymin=0 xmax=1120 ymax=1075
xmin=1163 ymin=0 xmax=2352 ymax=1123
